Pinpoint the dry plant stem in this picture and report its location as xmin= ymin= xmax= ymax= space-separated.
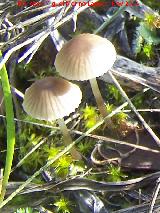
xmin=108 ymin=70 xmax=160 ymax=147
xmin=89 ymin=78 xmax=113 ymax=125
xmin=0 ymin=0 xmax=100 ymax=69
xmin=94 ymin=4 xmax=126 ymax=34
xmin=57 ymin=118 xmax=81 ymax=160
xmin=149 ymin=177 xmax=160 ymax=213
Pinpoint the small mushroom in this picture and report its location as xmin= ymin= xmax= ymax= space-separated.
xmin=22 ymin=76 xmax=82 ymax=160
xmin=54 ymin=33 xmax=117 ymax=120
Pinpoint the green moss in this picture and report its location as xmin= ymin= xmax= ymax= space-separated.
xmin=107 ymin=165 xmax=127 ymax=182
xmin=54 ymin=196 xmax=73 ymax=213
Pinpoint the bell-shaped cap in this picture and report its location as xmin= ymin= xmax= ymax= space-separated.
xmin=22 ymin=77 xmax=82 ymax=121
xmin=54 ymin=33 xmax=117 ymax=81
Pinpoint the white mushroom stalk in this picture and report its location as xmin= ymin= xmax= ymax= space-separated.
xmin=54 ymin=33 xmax=117 ymax=121
xmin=22 ymin=77 xmax=82 ymax=160
xmin=57 ymin=118 xmax=81 ymax=159
xmin=89 ymin=78 xmax=108 ymax=118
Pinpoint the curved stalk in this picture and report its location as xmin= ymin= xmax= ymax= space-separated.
xmin=57 ymin=118 xmax=81 ymax=160
xmin=0 ymin=51 xmax=15 ymax=202
xmin=89 ymin=78 xmax=113 ymax=126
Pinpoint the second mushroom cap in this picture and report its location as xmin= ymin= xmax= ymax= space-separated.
xmin=22 ymin=76 xmax=82 ymax=121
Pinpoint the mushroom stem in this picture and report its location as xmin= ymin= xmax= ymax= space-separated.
xmin=89 ymin=78 xmax=113 ymax=125
xmin=57 ymin=118 xmax=81 ymax=160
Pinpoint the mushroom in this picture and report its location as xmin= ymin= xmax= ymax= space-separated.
xmin=22 ymin=76 xmax=82 ymax=160
xmin=54 ymin=33 xmax=117 ymax=121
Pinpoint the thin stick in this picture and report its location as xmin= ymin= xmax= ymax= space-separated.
xmin=149 ymin=177 xmax=160 ymax=213
xmin=11 ymin=137 xmax=48 ymax=173
xmin=108 ymin=70 xmax=160 ymax=147
xmin=0 ymin=114 xmax=159 ymax=153
xmin=94 ymin=5 xmax=126 ymax=34
xmin=73 ymin=130 xmax=160 ymax=153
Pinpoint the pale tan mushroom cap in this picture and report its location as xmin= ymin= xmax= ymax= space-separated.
xmin=54 ymin=33 xmax=117 ymax=81
xmin=22 ymin=77 xmax=82 ymax=121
